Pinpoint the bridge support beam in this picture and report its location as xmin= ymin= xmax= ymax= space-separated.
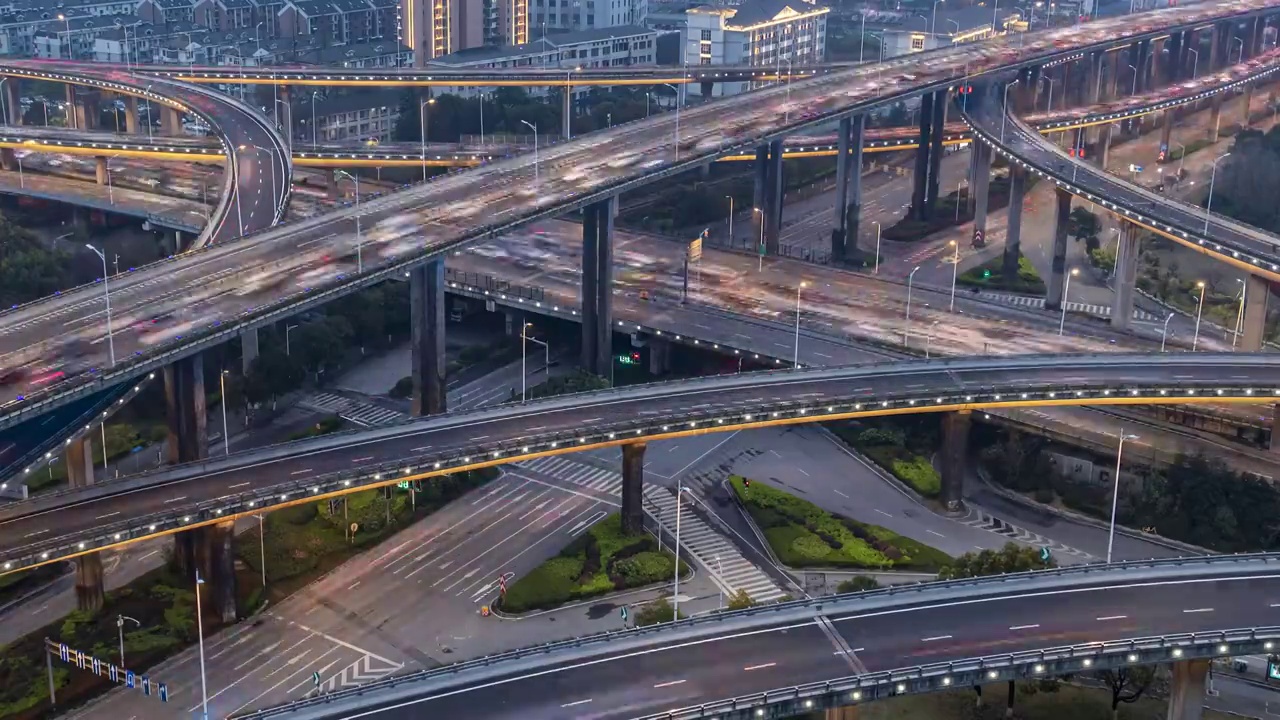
xmin=940 ymin=410 xmax=971 ymax=512
xmin=164 ymin=354 xmax=207 ymax=466
xmin=971 ymin=141 xmax=992 ymax=246
xmin=1240 ymin=274 xmax=1270 ymax=352
xmin=830 ymin=114 xmax=864 ymax=262
xmin=67 ymin=437 xmax=105 ymax=612
xmin=1045 ymin=188 xmax=1073 ymax=312
xmin=1111 ymin=224 xmax=1140 ymax=331
xmin=173 ymin=520 xmax=238 ymax=624
xmin=562 ymin=89 xmax=572 ymax=141
xmin=241 ymin=327 xmax=259 ymax=375
xmin=582 ymin=196 xmax=616 ymax=380
xmin=1240 ymin=84 xmax=1255 ymax=128
xmin=1166 ymin=658 xmax=1210 ymax=720
xmin=1001 ymin=166 xmax=1026 ymax=283
xmin=161 ymin=106 xmax=182 ymax=136
xmin=1209 ymin=94 xmax=1224 ymax=143
xmin=3 ymin=80 xmax=19 ymax=125
xmin=926 ymin=91 xmax=945 ymax=213
xmin=410 ymin=259 xmax=447 ymax=416
xmin=621 ymin=442 xmax=645 ymax=535
xmin=0 ymin=147 xmax=13 ymax=171
xmin=95 ymin=156 xmax=108 ymax=185
xmin=124 ymin=96 xmax=138 ymax=134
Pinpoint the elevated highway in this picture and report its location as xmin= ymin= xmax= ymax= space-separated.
xmin=3 ymin=0 xmax=1277 ymax=425
xmin=0 ymin=352 xmax=1274 ymax=577
xmin=235 ymin=553 xmax=1280 ymax=720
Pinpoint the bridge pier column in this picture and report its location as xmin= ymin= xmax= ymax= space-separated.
xmin=174 ymin=520 xmax=238 ymax=624
xmin=1165 ymin=33 xmax=1183 ymax=85
xmin=562 ymin=88 xmax=572 ymax=141
xmin=164 ymin=354 xmax=207 ymax=465
xmin=925 ymin=91 xmax=945 ymax=214
xmin=940 ymin=410 xmax=971 ymax=512
xmin=1045 ymin=188 xmax=1073 ymax=312
xmin=64 ymin=85 xmax=77 ymax=129
xmin=410 ymin=259 xmax=447 ymax=416
xmin=124 ymin=96 xmax=138 ymax=134
xmin=1160 ymin=109 xmax=1174 ymax=159
xmin=621 ymin=442 xmax=646 ymax=534
xmin=95 ymin=156 xmax=108 ymax=185
xmin=648 ymin=338 xmax=671 ymax=376
xmin=1240 ymin=84 xmax=1255 ymax=128
xmin=971 ymin=141 xmax=992 ymax=247
xmin=830 ymin=115 xmax=864 ymax=262
xmin=824 ymin=707 xmax=859 ymax=720
xmin=67 ymin=437 xmax=105 ymax=612
xmin=1001 ymin=166 xmax=1026 ymax=283
xmin=1210 ymin=22 xmax=1228 ymax=70
xmin=1240 ymin=274 xmax=1270 ymax=352
xmin=1111 ymin=224 xmax=1140 ymax=330
xmin=1105 ymin=50 xmax=1121 ymax=101
xmin=763 ymin=139 xmax=784 ymax=254
xmin=1209 ymin=94 xmax=1224 ymax=142
xmin=1099 ymin=124 xmax=1113 ymax=170
xmin=751 ymin=145 xmax=768 ymax=253
xmin=581 ymin=196 xmax=616 ymax=380
xmin=71 ymin=206 xmax=91 ymax=240
xmin=3 ymin=80 xmax=19 ymax=125
xmin=1136 ymin=39 xmax=1152 ymax=94
xmin=1167 ymin=658 xmax=1210 ymax=720
xmin=1 ymin=147 xmax=17 ymax=171
xmin=241 ymin=327 xmax=259 ymax=375
xmin=161 ymin=106 xmax=182 ymax=136
xmin=910 ymin=92 xmax=934 ymax=221
xmin=78 ymin=95 xmax=100 ymax=131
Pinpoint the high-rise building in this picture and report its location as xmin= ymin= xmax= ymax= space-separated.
xmin=529 ymin=0 xmax=646 ymax=35
xmin=401 ymin=0 xmax=524 ymax=64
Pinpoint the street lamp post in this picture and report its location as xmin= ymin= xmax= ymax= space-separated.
xmin=873 ymin=221 xmax=882 ymax=274
xmin=1233 ymin=277 xmax=1247 ymax=349
xmin=904 ymin=265 xmax=921 ymax=346
xmin=725 ymin=195 xmax=734 ymax=243
xmin=1173 ymin=141 xmax=1186 ymax=177
xmin=520 ymin=322 xmax=548 ymax=402
xmin=1205 ymin=153 xmax=1231 ymax=234
xmin=1058 ymin=267 xmax=1079 ymax=335
xmin=1041 ymin=76 xmax=1057 ymax=112
xmin=255 ymin=514 xmax=266 ymax=589
xmin=335 ymin=170 xmax=362 ymax=272
xmin=285 ymin=323 xmax=299 ymax=355
xmin=672 ymin=485 xmax=690 ymax=621
xmin=1001 ymin=82 xmax=1014 ymax=142
xmin=1192 ymin=281 xmax=1207 ymax=350
xmin=1128 ymin=64 xmax=1139 ymax=96
xmin=1188 ymin=48 xmax=1200 ymax=79
xmin=925 ymin=320 xmax=940 ymax=358
xmin=84 ymin=244 xmax=115 ymax=366
xmin=310 ymin=91 xmax=319 ymax=151
xmin=948 ymin=239 xmax=960 ymax=312
xmin=419 ymin=98 xmax=435 ymax=183
xmin=194 ymin=571 xmax=209 ymax=720
xmin=1105 ymin=431 xmax=1139 ymax=564
xmin=662 ymin=83 xmax=681 ymax=159
xmin=116 ymin=615 xmax=140 ymax=667
xmin=930 ymin=0 xmax=944 ymax=37
xmin=793 ymin=281 xmax=806 ymax=368
xmin=1160 ymin=312 xmax=1175 ymax=352
xmin=219 ymin=370 xmax=230 ymax=456
xmin=520 ymin=120 xmax=539 ymax=181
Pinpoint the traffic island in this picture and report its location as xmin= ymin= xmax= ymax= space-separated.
xmin=498 ymin=514 xmax=688 ymax=614
xmin=957 ymin=253 xmax=1047 ymax=295
xmin=729 ymin=476 xmax=950 ymax=571
xmin=825 ymin=421 xmax=942 ymax=499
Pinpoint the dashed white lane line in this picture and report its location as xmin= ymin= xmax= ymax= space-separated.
xmin=561 ymin=699 xmax=593 ymax=708
xmin=1009 ymin=624 xmax=1041 ymax=631
xmin=1096 ymin=615 xmax=1128 ymax=621
xmin=874 ymin=509 xmax=892 ymax=518
xmin=164 ymin=496 xmax=188 ymax=504
xmin=743 ymin=662 xmax=777 ymax=671
xmin=1183 ymin=608 xmax=1214 ymax=614
xmin=921 ymin=635 xmax=953 ymax=642
xmin=926 ymin=529 xmax=945 ymax=538
xmin=653 ymin=680 xmax=687 ymax=689
xmin=833 ymin=489 xmax=849 ymax=498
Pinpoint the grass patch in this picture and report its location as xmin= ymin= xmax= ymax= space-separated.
xmin=633 ymin=597 xmax=686 ymax=627
xmin=957 ymin=253 xmax=1046 ymax=295
xmin=501 ymin=514 xmax=687 ymax=613
xmin=730 ymin=476 xmax=950 ymax=570
xmin=828 ymin=423 xmax=940 ymax=498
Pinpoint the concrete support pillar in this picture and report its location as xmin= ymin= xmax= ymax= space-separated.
xmin=173 ymin=520 xmax=238 ymax=624
xmin=1166 ymin=658 xmax=1210 ymax=720
xmin=78 ymin=96 xmax=99 ymax=131
xmin=1111 ymin=224 xmax=1140 ymax=330
xmin=1209 ymin=94 xmax=1223 ymax=142
xmin=1240 ymin=274 xmax=1270 ymax=352
xmin=763 ymin=139 xmax=784 ymax=253
xmin=71 ymin=206 xmax=91 ymax=240
xmin=1099 ymin=124 xmax=1113 ymax=170
xmin=326 ymin=168 xmax=341 ymax=200
xmin=824 ymin=707 xmax=859 ymax=720
xmin=1002 ymin=166 xmax=1027 ymax=282
xmin=972 ymin=142 xmax=993 ymax=247
xmin=67 ymin=437 xmax=104 ymax=612
xmin=410 ymin=259 xmax=447 ymax=416
xmin=241 ymin=327 xmax=260 ymax=374
xmin=751 ymin=145 xmax=768 ymax=251
xmin=95 ymin=156 xmax=108 ymax=185
xmin=911 ymin=92 xmax=934 ymax=221
xmin=647 ymin=338 xmax=671 ymax=376
xmin=161 ymin=106 xmax=181 ymax=136
xmin=1160 ymin=109 xmax=1174 ymax=158
xmin=1088 ymin=51 xmax=1104 ymax=106
xmin=1166 ymin=32 xmax=1183 ymax=85
xmin=926 ymin=91 xmax=946 ymax=213
xmin=621 ymin=442 xmax=645 ymax=535
xmin=163 ymin=353 xmax=207 ymax=465
xmin=124 ymin=96 xmax=138 ymax=134
xmin=0 ymin=147 xmax=13 ymax=171
xmin=1241 ymin=84 xmax=1255 ymax=127
xmin=1106 ymin=50 xmax=1121 ymax=101
xmin=1006 ymin=680 xmax=1016 ymax=718
xmin=1046 ymin=187 xmax=1073 ymax=311
xmin=581 ymin=196 xmax=616 ymax=380
xmin=3 ymin=80 xmax=19 ymax=125
xmin=277 ymin=86 xmax=293 ymax=149
xmin=561 ymin=89 xmax=572 ymax=141
xmin=1136 ymin=39 xmax=1152 ymax=94
xmin=831 ymin=115 xmax=864 ymax=261
xmin=1210 ymin=22 xmax=1227 ymax=70
xmin=940 ymin=410 xmax=971 ymax=512
xmin=64 ymin=84 xmax=77 ymax=129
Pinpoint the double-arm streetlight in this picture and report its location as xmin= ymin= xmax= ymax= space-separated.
xmin=520 ymin=119 xmax=539 ymax=181
xmin=1205 ymin=152 xmax=1231 ymax=233
xmin=930 ymin=0 xmax=944 ymax=37
xmin=419 ymin=97 xmax=436 ymax=183
xmin=334 ymin=169 xmax=363 ymax=272
xmin=310 ymin=91 xmax=320 ymax=150
xmin=84 ymin=243 xmax=115 ymax=366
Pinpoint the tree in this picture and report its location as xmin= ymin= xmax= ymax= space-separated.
xmin=242 ymin=349 xmax=304 ymax=406
xmin=1066 ymin=207 xmax=1101 ymax=243
xmin=937 ymin=542 xmax=1056 ymax=580
xmin=0 ymin=213 xmax=72 ymax=308
xmin=726 ymin=589 xmax=756 ymax=610
xmin=1100 ymin=665 xmax=1156 ymax=719
xmin=634 ymin=597 xmax=684 ymax=627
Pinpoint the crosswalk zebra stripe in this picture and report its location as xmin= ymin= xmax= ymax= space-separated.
xmin=977 ymin=292 xmax=1159 ymax=321
xmin=299 ymin=393 xmax=407 ymax=428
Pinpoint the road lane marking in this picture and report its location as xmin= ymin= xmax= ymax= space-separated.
xmin=352 ymin=456 xmax=374 ymax=463
xmin=95 ymin=512 xmax=120 ymax=520
xmin=23 ymin=529 xmax=48 ymax=538
xmin=561 ymin=699 xmax=592 ymax=708
xmin=1009 ymin=624 xmax=1040 ymax=631
xmin=164 ymin=496 xmax=188 ymax=504
xmin=1096 ymin=615 xmax=1128 ymax=621
xmin=228 ymin=482 xmax=251 ymax=489
xmin=468 ymin=435 xmax=490 ymax=441
xmin=653 ymin=680 xmax=687 ymax=688
xmin=348 ymin=581 xmax=361 ymax=590
xmin=926 ymin=529 xmax=946 ymax=538
xmin=290 ymin=469 xmax=312 ymax=475
xmin=874 ymin=509 xmax=892 ymax=517
xmin=833 ymin=489 xmax=849 ymax=498
xmin=1183 ymin=608 xmax=1214 ymax=613
xmin=743 ymin=662 xmax=777 ymax=671
xmin=921 ymin=635 xmax=953 ymax=642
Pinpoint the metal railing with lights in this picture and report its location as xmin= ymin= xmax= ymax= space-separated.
xmin=231 ymin=552 xmax=1280 ymax=718
xmin=0 ymin=353 xmax=1276 ymax=574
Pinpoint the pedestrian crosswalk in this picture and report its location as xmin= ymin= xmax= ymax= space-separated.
xmin=306 ymin=654 xmax=403 ymax=698
xmin=299 ymin=392 xmax=406 ymax=427
xmin=977 ymin=292 xmax=1160 ymax=321
xmin=955 ymin=506 xmax=1095 ymax=561
xmin=516 ymin=456 xmax=789 ymax=604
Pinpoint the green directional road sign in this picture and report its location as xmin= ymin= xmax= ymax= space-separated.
xmin=313 ymin=671 xmax=321 ymax=687
xmin=620 ymin=606 xmax=629 ymax=623
xmin=1040 ymin=547 xmax=1052 ymax=562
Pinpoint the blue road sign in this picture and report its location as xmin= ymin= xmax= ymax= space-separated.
xmin=93 ymin=658 xmax=101 ymax=676
xmin=142 ymin=676 xmax=151 ymax=696
xmin=59 ymin=644 xmax=69 ymax=663
xmin=126 ymin=670 xmax=136 ymax=689
xmin=109 ymin=665 xmax=119 ymax=683
xmin=159 ymin=682 xmax=168 ymax=702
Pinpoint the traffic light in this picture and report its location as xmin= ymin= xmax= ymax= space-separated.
xmin=616 ymin=352 xmax=641 ymax=365
xmin=982 ymin=268 xmax=992 ymax=279
xmin=742 ymin=478 xmax=751 ymax=489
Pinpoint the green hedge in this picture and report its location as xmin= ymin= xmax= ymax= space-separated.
xmin=957 ymin=254 xmax=1046 ymax=295
xmin=731 ymin=476 xmax=949 ymax=570
xmin=890 ymin=457 xmax=942 ymax=497
xmin=501 ymin=514 xmax=687 ymax=613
